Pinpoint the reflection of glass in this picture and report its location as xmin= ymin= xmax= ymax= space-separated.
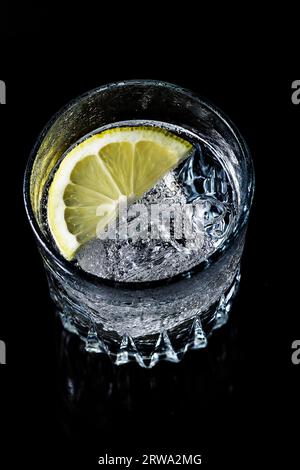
xmin=55 ymin=306 xmax=242 ymax=441
xmin=24 ymin=80 xmax=254 ymax=367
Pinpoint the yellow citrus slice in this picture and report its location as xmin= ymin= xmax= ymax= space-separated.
xmin=48 ymin=126 xmax=192 ymax=260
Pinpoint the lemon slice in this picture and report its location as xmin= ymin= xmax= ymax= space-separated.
xmin=48 ymin=126 xmax=192 ymax=260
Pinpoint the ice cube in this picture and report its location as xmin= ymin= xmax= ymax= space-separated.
xmin=76 ymin=147 xmax=233 ymax=282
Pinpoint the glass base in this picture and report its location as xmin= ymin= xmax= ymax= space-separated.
xmin=56 ymin=269 xmax=241 ymax=368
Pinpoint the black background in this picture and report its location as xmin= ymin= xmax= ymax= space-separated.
xmin=0 ymin=3 xmax=299 ymax=468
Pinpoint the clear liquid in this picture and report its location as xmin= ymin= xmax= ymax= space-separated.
xmin=46 ymin=120 xmax=238 ymax=282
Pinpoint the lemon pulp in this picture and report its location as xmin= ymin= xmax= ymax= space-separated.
xmin=48 ymin=126 xmax=192 ymax=260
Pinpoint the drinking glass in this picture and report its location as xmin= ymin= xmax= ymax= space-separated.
xmin=24 ymin=80 xmax=254 ymax=367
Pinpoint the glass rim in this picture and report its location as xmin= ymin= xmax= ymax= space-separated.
xmin=23 ymin=79 xmax=255 ymax=290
